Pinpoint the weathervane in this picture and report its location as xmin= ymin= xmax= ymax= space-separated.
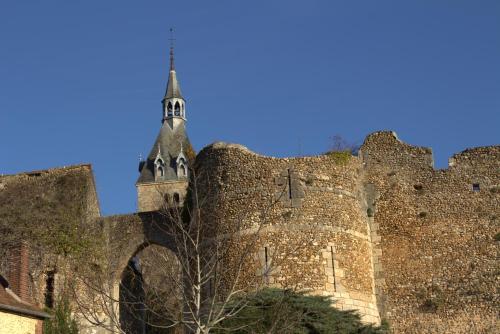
xmin=169 ymin=27 xmax=175 ymax=70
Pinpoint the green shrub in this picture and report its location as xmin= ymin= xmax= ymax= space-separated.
xmin=215 ymin=288 xmax=387 ymax=334
xmin=43 ymin=297 xmax=79 ymax=334
xmin=325 ymin=150 xmax=352 ymax=165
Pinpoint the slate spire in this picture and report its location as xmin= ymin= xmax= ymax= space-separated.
xmin=137 ymin=32 xmax=194 ymax=188
xmin=163 ymin=46 xmax=184 ymax=101
xmin=161 ymin=30 xmax=186 ymax=128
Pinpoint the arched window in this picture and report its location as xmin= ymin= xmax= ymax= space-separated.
xmin=167 ymin=102 xmax=173 ymax=116
xmin=173 ymin=193 xmax=180 ymax=203
xmin=174 ymin=101 xmax=181 ymax=116
xmin=157 ymin=166 xmax=164 ymax=177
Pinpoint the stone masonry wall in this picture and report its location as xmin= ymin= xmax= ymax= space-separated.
xmin=195 ymin=143 xmax=380 ymax=324
xmin=360 ymin=131 xmax=499 ymax=333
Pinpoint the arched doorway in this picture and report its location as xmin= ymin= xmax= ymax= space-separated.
xmin=120 ymin=244 xmax=183 ymax=334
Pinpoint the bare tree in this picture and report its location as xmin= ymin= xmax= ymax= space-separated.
xmin=328 ymin=134 xmax=359 ymax=155
xmin=72 ymin=171 xmax=299 ymax=334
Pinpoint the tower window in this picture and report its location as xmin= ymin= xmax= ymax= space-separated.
xmin=174 ymin=101 xmax=180 ymax=116
xmin=173 ymin=193 xmax=180 ymax=203
xmin=157 ymin=166 xmax=164 ymax=177
xmin=472 ymin=183 xmax=480 ymax=192
xmin=167 ymin=102 xmax=173 ymax=116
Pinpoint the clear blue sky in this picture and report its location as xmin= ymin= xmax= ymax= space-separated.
xmin=1 ymin=1 xmax=499 ymax=215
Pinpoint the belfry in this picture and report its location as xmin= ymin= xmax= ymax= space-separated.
xmin=136 ymin=41 xmax=194 ymax=212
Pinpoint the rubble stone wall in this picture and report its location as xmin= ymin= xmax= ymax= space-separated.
xmin=195 ymin=143 xmax=380 ymax=324
xmin=194 ymin=134 xmax=499 ymax=332
xmin=360 ymin=131 xmax=499 ymax=333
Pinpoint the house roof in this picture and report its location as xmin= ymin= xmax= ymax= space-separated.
xmin=0 ymin=275 xmax=49 ymax=319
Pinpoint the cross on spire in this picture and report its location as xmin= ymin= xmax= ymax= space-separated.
xmin=169 ymin=28 xmax=176 ymax=71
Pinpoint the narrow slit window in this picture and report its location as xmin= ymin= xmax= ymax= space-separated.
xmin=45 ymin=271 xmax=55 ymax=309
xmin=330 ymin=246 xmax=336 ymax=291
xmin=264 ymin=246 xmax=269 ymax=284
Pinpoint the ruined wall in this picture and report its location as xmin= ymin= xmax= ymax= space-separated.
xmin=360 ymin=131 xmax=499 ymax=333
xmin=195 ymin=143 xmax=380 ymax=324
xmin=0 ymin=164 xmax=101 ymax=308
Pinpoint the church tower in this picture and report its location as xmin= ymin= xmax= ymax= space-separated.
xmin=136 ymin=42 xmax=195 ymax=212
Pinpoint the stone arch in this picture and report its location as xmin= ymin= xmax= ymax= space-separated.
xmin=103 ymin=213 xmax=182 ymax=333
xmin=119 ymin=243 xmax=182 ymax=334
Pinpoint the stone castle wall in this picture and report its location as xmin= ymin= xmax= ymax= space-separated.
xmin=194 ymin=133 xmax=499 ymax=332
xmin=360 ymin=131 xmax=499 ymax=333
xmin=195 ymin=143 xmax=380 ymax=324
xmin=3 ymin=132 xmax=497 ymax=333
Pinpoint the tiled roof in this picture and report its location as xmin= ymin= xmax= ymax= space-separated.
xmin=0 ymin=276 xmax=49 ymax=319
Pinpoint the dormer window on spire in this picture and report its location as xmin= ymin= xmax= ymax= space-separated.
xmin=176 ymin=144 xmax=188 ymax=179
xmin=154 ymin=157 xmax=165 ymax=180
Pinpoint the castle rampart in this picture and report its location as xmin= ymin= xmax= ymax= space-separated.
xmin=193 ymin=132 xmax=499 ymax=332
xmin=2 ymin=132 xmax=497 ymax=333
xmin=360 ymin=131 xmax=499 ymax=333
xmin=195 ymin=142 xmax=381 ymax=324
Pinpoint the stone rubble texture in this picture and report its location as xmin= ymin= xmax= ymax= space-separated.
xmin=2 ymin=132 xmax=498 ymax=334
xmin=192 ymin=131 xmax=499 ymax=333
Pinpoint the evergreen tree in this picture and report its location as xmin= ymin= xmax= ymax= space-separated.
xmin=43 ymin=297 xmax=79 ymax=334
xmin=215 ymin=289 xmax=388 ymax=334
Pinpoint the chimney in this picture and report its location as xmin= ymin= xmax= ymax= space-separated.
xmin=7 ymin=241 xmax=31 ymax=301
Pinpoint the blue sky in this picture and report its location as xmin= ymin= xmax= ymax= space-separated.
xmin=1 ymin=1 xmax=499 ymax=215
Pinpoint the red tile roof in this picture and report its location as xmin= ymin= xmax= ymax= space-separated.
xmin=0 ymin=277 xmax=49 ymax=319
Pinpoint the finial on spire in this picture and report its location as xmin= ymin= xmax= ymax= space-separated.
xmin=169 ymin=27 xmax=175 ymax=71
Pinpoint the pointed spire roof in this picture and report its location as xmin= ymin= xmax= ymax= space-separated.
xmin=136 ymin=123 xmax=195 ymax=184
xmin=163 ymin=44 xmax=184 ymax=100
